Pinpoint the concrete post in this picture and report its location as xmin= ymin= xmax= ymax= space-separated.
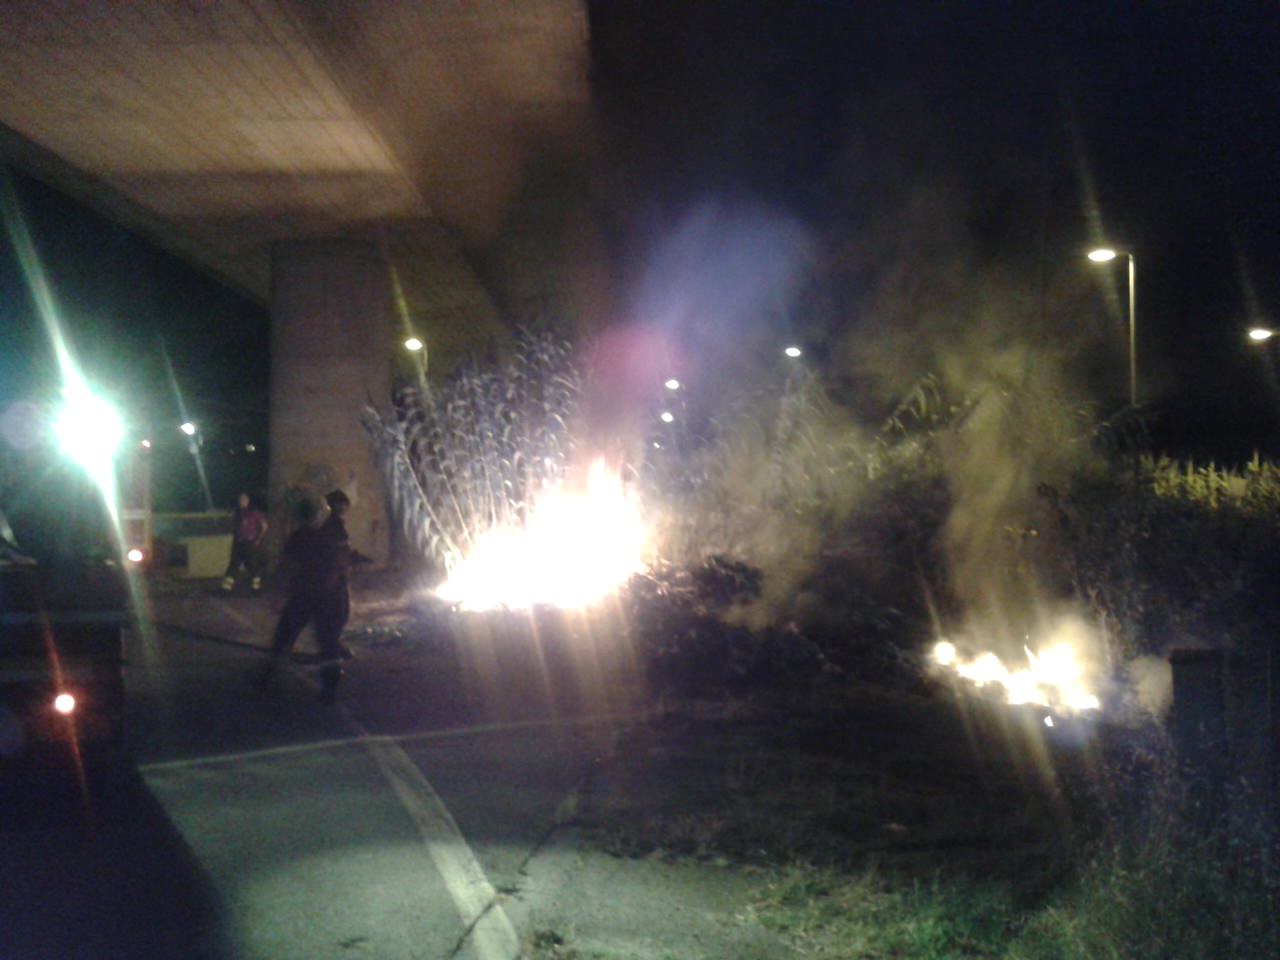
xmin=268 ymin=238 xmax=390 ymax=562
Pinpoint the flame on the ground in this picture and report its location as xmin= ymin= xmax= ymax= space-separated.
xmin=933 ymin=634 xmax=1101 ymax=714
xmin=435 ymin=457 xmax=647 ymax=611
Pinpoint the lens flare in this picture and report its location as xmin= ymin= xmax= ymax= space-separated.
xmin=55 ymin=379 xmax=124 ymax=474
xmin=436 ymin=458 xmax=646 ymax=611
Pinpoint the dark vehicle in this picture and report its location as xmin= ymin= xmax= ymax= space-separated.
xmin=0 ymin=402 xmax=130 ymax=763
xmin=0 ymin=553 xmax=128 ymax=761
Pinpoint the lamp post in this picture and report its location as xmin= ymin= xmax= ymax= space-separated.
xmin=1088 ymin=247 xmax=1137 ymax=407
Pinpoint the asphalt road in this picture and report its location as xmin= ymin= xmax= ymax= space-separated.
xmin=2 ymin=581 xmax=798 ymax=960
xmin=0 ymin=583 xmax=637 ymax=960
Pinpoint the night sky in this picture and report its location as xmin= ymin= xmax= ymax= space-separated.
xmin=590 ymin=1 xmax=1280 ymax=454
xmin=3 ymin=0 xmax=1280 ymax=499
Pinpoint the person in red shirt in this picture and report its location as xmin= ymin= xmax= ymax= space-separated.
xmin=221 ymin=492 xmax=269 ymax=594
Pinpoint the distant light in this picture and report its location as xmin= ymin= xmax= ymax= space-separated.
xmin=1044 ymin=715 xmax=1055 ymax=728
xmin=1248 ymin=328 xmax=1275 ymax=342
xmin=659 ymin=411 xmax=675 ymax=424
xmin=664 ymin=378 xmax=680 ymax=391
xmin=784 ymin=345 xmax=803 ymax=358
xmin=652 ymin=441 xmax=662 ymax=449
xmin=140 ymin=438 xmax=152 ymax=449
xmin=180 ymin=421 xmax=196 ymax=436
xmin=244 ymin=443 xmax=256 ymax=453
xmin=53 ymin=693 xmax=76 ymax=715
xmin=1087 ymin=248 xmax=1118 ymax=263
xmin=127 ymin=548 xmax=144 ymax=564
xmin=404 ymin=337 xmax=424 ymax=352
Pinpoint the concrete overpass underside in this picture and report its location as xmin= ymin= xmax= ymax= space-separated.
xmin=0 ymin=0 xmax=593 ymax=560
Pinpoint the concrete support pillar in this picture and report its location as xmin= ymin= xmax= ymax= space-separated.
xmin=268 ymin=238 xmax=390 ymax=562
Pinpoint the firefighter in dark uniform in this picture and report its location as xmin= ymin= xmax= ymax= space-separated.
xmin=256 ymin=489 xmax=366 ymax=702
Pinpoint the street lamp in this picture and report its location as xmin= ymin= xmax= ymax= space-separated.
xmin=1088 ymin=247 xmax=1138 ymax=407
xmin=1248 ymin=328 xmax=1275 ymax=343
xmin=783 ymin=345 xmax=803 ymax=359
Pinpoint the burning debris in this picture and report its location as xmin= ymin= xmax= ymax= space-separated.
xmin=435 ymin=456 xmax=646 ymax=611
xmin=932 ymin=629 xmax=1101 ymax=716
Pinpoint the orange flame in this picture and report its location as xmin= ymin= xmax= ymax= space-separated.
xmin=933 ymin=629 xmax=1101 ymax=714
xmin=435 ymin=457 xmax=647 ymax=611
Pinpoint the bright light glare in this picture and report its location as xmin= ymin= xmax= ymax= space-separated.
xmin=180 ymin=421 xmax=196 ymax=436
xmin=435 ymin=457 xmax=646 ymax=610
xmin=53 ymin=693 xmax=76 ymax=715
xmin=1248 ymin=328 xmax=1275 ymax=342
xmin=404 ymin=337 xmax=424 ymax=352
xmin=55 ymin=381 xmax=124 ymax=480
xmin=1087 ymin=248 xmax=1118 ymax=263
xmin=664 ymin=378 xmax=681 ymax=390
xmin=127 ymin=548 xmax=144 ymax=564
xmin=659 ymin=411 xmax=675 ymax=423
xmin=784 ymin=345 xmax=803 ymax=358
xmin=932 ymin=622 xmax=1101 ymax=715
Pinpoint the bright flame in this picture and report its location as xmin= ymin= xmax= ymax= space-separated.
xmin=932 ymin=629 xmax=1101 ymax=715
xmin=435 ymin=458 xmax=646 ymax=610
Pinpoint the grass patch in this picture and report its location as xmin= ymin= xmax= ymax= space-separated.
xmin=751 ymin=817 xmax=1280 ymax=960
xmin=753 ymin=867 xmax=1019 ymax=958
xmin=581 ymin=697 xmax=1279 ymax=958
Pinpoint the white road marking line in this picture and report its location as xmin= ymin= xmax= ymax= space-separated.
xmin=210 ymin=599 xmax=256 ymax=630
xmin=137 ymin=711 xmax=643 ymax=772
xmin=359 ymin=733 xmax=519 ymax=960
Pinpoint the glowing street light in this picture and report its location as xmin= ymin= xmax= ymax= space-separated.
xmin=784 ymin=345 xmax=803 ymax=358
xmin=54 ymin=382 xmax=124 ymax=480
xmin=664 ymin=378 xmax=681 ymax=390
xmin=180 ymin=421 xmax=197 ymax=436
xmin=1248 ymin=328 xmax=1275 ymax=343
xmin=404 ymin=337 xmax=424 ymax=352
xmin=1087 ymin=247 xmax=1137 ymax=407
xmin=659 ymin=411 xmax=675 ymax=424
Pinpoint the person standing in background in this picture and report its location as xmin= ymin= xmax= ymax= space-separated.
xmin=221 ymin=492 xmax=268 ymax=594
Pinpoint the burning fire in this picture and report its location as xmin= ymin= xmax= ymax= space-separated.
xmin=932 ymin=633 xmax=1101 ymax=715
xmin=435 ymin=457 xmax=647 ymax=611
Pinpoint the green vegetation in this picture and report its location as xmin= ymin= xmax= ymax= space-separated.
xmin=749 ymin=804 xmax=1280 ymax=959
